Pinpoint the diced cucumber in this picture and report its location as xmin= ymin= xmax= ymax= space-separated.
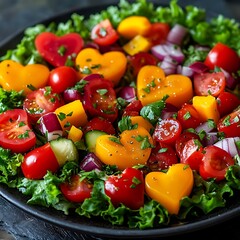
xmin=50 ymin=138 xmax=79 ymax=166
xmin=85 ymin=130 xmax=108 ymax=153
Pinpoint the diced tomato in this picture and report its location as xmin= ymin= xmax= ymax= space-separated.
xmin=153 ymin=118 xmax=182 ymax=145
xmin=122 ymin=99 xmax=143 ymax=117
xmin=0 ymin=109 xmax=36 ymax=153
xmin=83 ymin=77 xmax=118 ymax=122
xmin=193 ymin=71 xmax=226 ymax=97
xmin=199 ymin=145 xmax=234 ymax=181
xmin=23 ymin=87 xmax=64 ymax=124
xmin=60 ymin=175 xmax=93 ymax=203
xmin=91 ymin=19 xmax=119 ymax=46
xmin=204 ymin=42 xmax=240 ymax=73
xmin=177 ymin=103 xmax=202 ymax=130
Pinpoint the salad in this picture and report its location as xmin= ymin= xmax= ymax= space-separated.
xmin=0 ymin=0 xmax=240 ymax=230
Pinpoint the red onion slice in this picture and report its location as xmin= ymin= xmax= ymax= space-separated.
xmin=80 ymin=152 xmax=103 ymax=171
xmin=214 ymin=137 xmax=240 ymax=157
xmin=117 ymin=86 xmax=136 ymax=102
xmin=167 ymin=24 xmax=188 ymax=45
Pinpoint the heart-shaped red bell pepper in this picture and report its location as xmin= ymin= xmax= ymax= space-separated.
xmin=104 ymin=167 xmax=145 ymax=210
xmin=35 ymin=32 xmax=84 ymax=67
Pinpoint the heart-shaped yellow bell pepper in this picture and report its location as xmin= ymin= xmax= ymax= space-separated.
xmin=95 ymin=126 xmax=153 ymax=170
xmin=75 ymin=48 xmax=127 ymax=86
xmin=0 ymin=60 xmax=49 ymax=94
xmin=137 ymin=65 xmax=193 ymax=108
xmin=145 ymin=163 xmax=194 ymax=215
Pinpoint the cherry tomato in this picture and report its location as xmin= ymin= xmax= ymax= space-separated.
xmin=193 ymin=71 xmax=226 ymax=97
xmin=0 ymin=109 xmax=36 ymax=153
xmin=48 ymin=66 xmax=79 ymax=93
xmin=204 ymin=43 xmax=240 ymax=73
xmin=128 ymin=52 xmax=157 ymax=77
xmin=217 ymin=107 xmax=240 ymax=137
xmin=83 ymin=117 xmax=116 ymax=135
xmin=143 ymin=22 xmax=170 ymax=45
xmin=153 ymin=118 xmax=182 ymax=145
xmin=83 ymin=77 xmax=118 ymax=122
xmin=216 ymin=91 xmax=240 ymax=117
xmin=104 ymin=167 xmax=145 ymax=210
xmin=23 ymin=87 xmax=64 ymax=123
xmin=177 ymin=103 xmax=202 ymax=130
xmin=60 ymin=175 xmax=93 ymax=203
xmin=122 ymin=99 xmax=143 ymax=117
xmin=180 ymin=139 xmax=204 ymax=171
xmin=91 ymin=19 xmax=119 ymax=46
xmin=147 ymin=142 xmax=178 ymax=171
xmin=21 ymin=143 xmax=59 ymax=179
xmin=199 ymin=145 xmax=234 ymax=181
xmin=175 ymin=131 xmax=201 ymax=157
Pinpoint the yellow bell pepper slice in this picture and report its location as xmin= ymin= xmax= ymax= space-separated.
xmin=68 ymin=125 xmax=83 ymax=142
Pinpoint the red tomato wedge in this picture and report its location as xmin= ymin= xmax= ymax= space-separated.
xmin=35 ymin=32 xmax=84 ymax=67
xmin=204 ymin=42 xmax=240 ymax=73
xmin=199 ymin=145 xmax=234 ymax=181
xmin=193 ymin=71 xmax=226 ymax=97
xmin=0 ymin=109 xmax=36 ymax=153
xmin=91 ymin=19 xmax=119 ymax=46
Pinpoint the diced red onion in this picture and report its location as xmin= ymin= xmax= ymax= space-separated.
xmin=38 ymin=112 xmax=63 ymax=141
xmin=117 ymin=86 xmax=136 ymax=102
xmin=220 ymin=68 xmax=238 ymax=90
xmin=177 ymin=65 xmax=194 ymax=78
xmin=189 ymin=62 xmax=209 ymax=74
xmin=159 ymin=56 xmax=178 ymax=75
xmin=63 ymin=89 xmax=81 ymax=103
xmin=80 ymin=152 xmax=103 ymax=171
xmin=214 ymin=137 xmax=240 ymax=157
xmin=161 ymin=102 xmax=178 ymax=119
xmin=202 ymin=132 xmax=219 ymax=146
xmin=167 ymin=24 xmax=188 ymax=45
xmin=195 ymin=121 xmax=215 ymax=134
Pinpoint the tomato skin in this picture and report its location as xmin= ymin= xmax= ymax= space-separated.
xmin=83 ymin=117 xmax=115 ymax=135
xmin=48 ymin=66 xmax=79 ymax=93
xmin=199 ymin=145 xmax=234 ymax=181
xmin=23 ymin=87 xmax=64 ymax=123
xmin=104 ymin=167 xmax=145 ymax=210
xmin=0 ymin=109 xmax=36 ymax=153
xmin=144 ymin=22 xmax=170 ymax=46
xmin=217 ymin=107 xmax=240 ymax=137
xmin=180 ymin=139 xmax=204 ymax=171
xmin=83 ymin=78 xmax=118 ymax=122
xmin=147 ymin=142 xmax=178 ymax=171
xmin=60 ymin=175 xmax=92 ymax=203
xmin=177 ymin=103 xmax=202 ymax=130
xmin=91 ymin=19 xmax=119 ymax=46
xmin=21 ymin=143 xmax=59 ymax=179
xmin=217 ymin=91 xmax=240 ymax=117
xmin=153 ymin=118 xmax=182 ymax=145
xmin=128 ymin=52 xmax=157 ymax=77
xmin=122 ymin=99 xmax=143 ymax=117
xmin=204 ymin=43 xmax=240 ymax=73
xmin=193 ymin=71 xmax=226 ymax=97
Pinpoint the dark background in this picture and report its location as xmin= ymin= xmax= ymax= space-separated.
xmin=0 ymin=0 xmax=240 ymax=239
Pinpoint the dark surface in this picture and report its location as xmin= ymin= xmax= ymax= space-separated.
xmin=0 ymin=0 xmax=240 ymax=239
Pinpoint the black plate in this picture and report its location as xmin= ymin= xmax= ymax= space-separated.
xmin=1 ymin=2 xmax=240 ymax=239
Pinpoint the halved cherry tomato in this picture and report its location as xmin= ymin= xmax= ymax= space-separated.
xmin=153 ymin=118 xmax=182 ymax=145
xmin=83 ymin=77 xmax=118 ymax=122
xmin=180 ymin=139 xmax=204 ymax=171
xmin=104 ymin=167 xmax=145 ymax=209
xmin=0 ymin=109 xmax=36 ymax=153
xmin=216 ymin=91 xmax=240 ymax=117
xmin=48 ymin=66 xmax=79 ymax=93
xmin=147 ymin=142 xmax=178 ymax=171
xmin=177 ymin=103 xmax=202 ymax=130
xmin=193 ymin=71 xmax=226 ymax=97
xmin=83 ymin=117 xmax=115 ymax=135
xmin=204 ymin=42 xmax=240 ymax=73
xmin=122 ymin=99 xmax=143 ymax=117
xmin=143 ymin=22 xmax=170 ymax=46
xmin=91 ymin=19 xmax=119 ymax=46
xmin=60 ymin=175 xmax=93 ymax=203
xmin=199 ymin=145 xmax=234 ymax=181
xmin=128 ymin=52 xmax=157 ymax=77
xmin=21 ymin=142 xmax=59 ymax=179
xmin=23 ymin=87 xmax=64 ymax=123
xmin=217 ymin=107 xmax=240 ymax=137
xmin=175 ymin=131 xmax=201 ymax=157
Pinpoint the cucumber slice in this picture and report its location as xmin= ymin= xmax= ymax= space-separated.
xmin=50 ymin=138 xmax=79 ymax=166
xmin=85 ymin=130 xmax=108 ymax=153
